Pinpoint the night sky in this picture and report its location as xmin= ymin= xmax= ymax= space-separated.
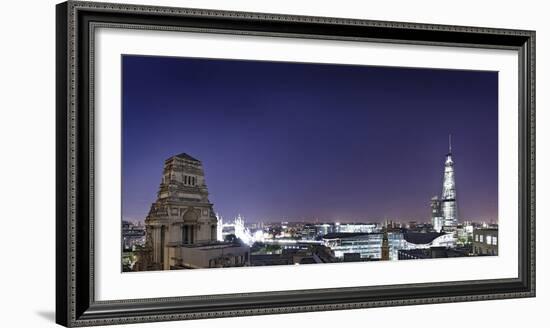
xmin=122 ymin=55 xmax=498 ymax=224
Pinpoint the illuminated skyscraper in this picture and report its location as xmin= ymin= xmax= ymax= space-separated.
xmin=431 ymin=135 xmax=458 ymax=231
xmin=441 ymin=135 xmax=458 ymax=227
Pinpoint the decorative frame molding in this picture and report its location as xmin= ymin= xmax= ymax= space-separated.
xmin=56 ymin=1 xmax=535 ymax=326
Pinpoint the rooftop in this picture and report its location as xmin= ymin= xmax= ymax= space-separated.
xmin=169 ymin=153 xmax=200 ymax=162
xmin=322 ymin=232 xmax=376 ymax=239
xmin=166 ymin=241 xmax=244 ymax=249
xmin=474 ymin=227 xmax=499 ymax=232
xmin=399 ymin=247 xmax=469 ymax=259
xmin=403 ymin=232 xmax=445 ymax=244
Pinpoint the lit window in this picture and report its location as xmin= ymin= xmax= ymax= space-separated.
xmin=493 ymin=236 xmax=498 ymax=245
xmin=486 ymin=236 xmax=492 ymax=244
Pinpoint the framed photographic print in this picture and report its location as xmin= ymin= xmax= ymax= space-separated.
xmin=56 ymin=1 xmax=535 ymax=326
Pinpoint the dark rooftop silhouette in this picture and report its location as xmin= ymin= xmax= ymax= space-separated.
xmin=171 ymin=153 xmax=200 ymax=162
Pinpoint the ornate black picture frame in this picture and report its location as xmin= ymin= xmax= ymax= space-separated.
xmin=56 ymin=1 xmax=535 ymax=326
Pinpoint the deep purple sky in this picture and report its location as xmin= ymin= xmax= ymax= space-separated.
xmin=122 ymin=55 xmax=498 ymax=224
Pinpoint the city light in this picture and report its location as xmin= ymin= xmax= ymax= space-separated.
xmin=123 ymin=140 xmax=498 ymax=272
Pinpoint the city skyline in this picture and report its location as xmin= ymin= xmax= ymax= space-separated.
xmin=122 ymin=55 xmax=498 ymax=224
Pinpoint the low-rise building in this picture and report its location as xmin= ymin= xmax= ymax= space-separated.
xmin=398 ymin=246 xmax=469 ymax=260
xmin=167 ymin=241 xmax=250 ymax=269
xmin=472 ymin=228 xmax=498 ymax=255
xmin=322 ymin=232 xmax=405 ymax=260
xmin=250 ymin=245 xmax=336 ymax=266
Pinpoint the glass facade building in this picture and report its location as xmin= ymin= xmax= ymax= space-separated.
xmin=322 ymin=232 xmax=405 ymax=261
xmin=432 ymin=136 xmax=458 ymax=230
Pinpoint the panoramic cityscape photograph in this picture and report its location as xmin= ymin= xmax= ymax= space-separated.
xmin=121 ymin=55 xmax=499 ymax=272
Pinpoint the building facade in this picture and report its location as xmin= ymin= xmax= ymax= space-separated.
xmin=398 ymin=247 xmax=469 ymax=260
xmin=122 ymin=220 xmax=146 ymax=251
xmin=431 ymin=196 xmax=444 ymax=233
xmin=336 ymin=223 xmax=378 ymax=233
xmin=136 ymin=153 xmax=249 ymax=270
xmin=473 ymin=228 xmax=498 ymax=255
xmin=322 ymin=231 xmax=455 ymax=261
xmin=322 ymin=232 xmax=405 ymax=261
xmin=381 ymin=229 xmax=390 ymax=260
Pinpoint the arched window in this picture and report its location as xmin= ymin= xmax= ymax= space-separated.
xmin=182 ymin=225 xmax=189 ymax=244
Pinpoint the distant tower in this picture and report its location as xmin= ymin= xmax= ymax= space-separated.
xmin=441 ymin=135 xmax=458 ymax=228
xmin=381 ymin=229 xmax=390 ymax=261
xmin=431 ymin=196 xmax=444 ymax=233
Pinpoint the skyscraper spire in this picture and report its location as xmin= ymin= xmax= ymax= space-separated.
xmin=441 ymin=135 xmax=457 ymax=228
